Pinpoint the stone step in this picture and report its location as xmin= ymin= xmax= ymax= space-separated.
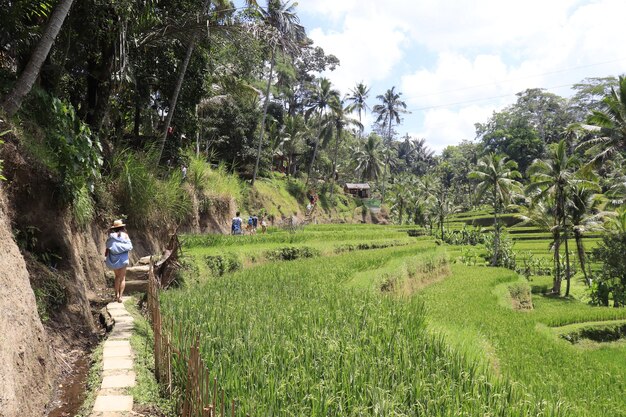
xmin=124 ymin=280 xmax=147 ymax=294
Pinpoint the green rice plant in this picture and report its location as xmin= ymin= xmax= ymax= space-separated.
xmin=162 ymin=245 xmax=565 ymax=416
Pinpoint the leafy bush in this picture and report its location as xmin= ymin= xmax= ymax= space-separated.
xmin=204 ymin=253 xmax=242 ymax=276
xmin=265 ymin=246 xmax=319 ymax=261
xmin=443 ymin=226 xmax=485 ymax=245
xmin=483 ymin=230 xmax=516 ymax=269
xmin=508 ymin=282 xmax=533 ymax=310
xmin=47 ymin=98 xmax=103 ymax=201
xmin=590 ymin=232 xmax=626 ymax=307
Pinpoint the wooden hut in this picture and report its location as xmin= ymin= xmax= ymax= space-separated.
xmin=344 ymin=183 xmax=371 ymax=198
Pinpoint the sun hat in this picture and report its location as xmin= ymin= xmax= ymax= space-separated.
xmin=110 ymin=219 xmax=126 ymax=229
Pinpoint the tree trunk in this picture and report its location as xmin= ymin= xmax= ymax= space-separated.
xmin=306 ymin=117 xmax=323 ymax=187
xmin=157 ymin=35 xmax=197 ymax=162
xmin=574 ymin=231 xmax=590 ymax=285
xmin=252 ymin=47 xmax=276 ymax=186
xmin=381 ymin=120 xmax=392 ymax=203
xmin=564 ymin=229 xmax=572 ymax=297
xmin=1 ymin=0 xmax=76 ymax=117
xmin=552 ymin=230 xmax=562 ymax=295
xmin=492 ymin=195 xmax=499 ymax=267
xmin=329 ymin=129 xmax=341 ymax=203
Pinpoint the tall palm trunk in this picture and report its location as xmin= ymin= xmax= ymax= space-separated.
xmin=252 ymin=47 xmax=276 ymax=186
xmin=564 ymin=228 xmax=572 ymax=297
xmin=552 ymin=229 xmax=562 ymax=294
xmin=306 ymin=117 xmax=323 ymax=187
xmin=157 ymin=0 xmax=209 ymax=162
xmin=492 ymin=191 xmax=500 ymax=266
xmin=381 ymin=120 xmax=392 ymax=203
xmin=157 ymin=38 xmax=196 ymax=161
xmin=1 ymin=0 xmax=76 ymax=117
xmin=329 ymin=128 xmax=341 ymax=202
xmin=574 ymin=230 xmax=590 ymax=285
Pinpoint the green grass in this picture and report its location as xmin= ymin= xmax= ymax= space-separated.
xmin=157 ymin=222 xmax=626 ymax=416
xmin=162 ymin=245 xmax=565 ymax=416
xmin=417 ymin=264 xmax=626 ymax=417
xmin=126 ymin=298 xmax=177 ymax=415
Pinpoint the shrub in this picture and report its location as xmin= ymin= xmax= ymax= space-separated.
xmin=204 ymin=253 xmax=242 ymax=277
xmin=265 ymin=246 xmax=319 ymax=261
xmin=590 ymin=232 xmax=626 ymax=307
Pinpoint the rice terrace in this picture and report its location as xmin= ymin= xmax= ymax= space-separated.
xmin=150 ymin=219 xmax=626 ymax=417
xmin=4 ymin=1 xmax=626 ymax=417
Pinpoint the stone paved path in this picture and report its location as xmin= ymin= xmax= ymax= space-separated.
xmin=90 ymin=297 xmax=136 ymax=417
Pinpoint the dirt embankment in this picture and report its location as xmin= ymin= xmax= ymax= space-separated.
xmin=0 ymin=185 xmax=55 ymax=417
xmin=0 ymin=138 xmax=175 ymax=417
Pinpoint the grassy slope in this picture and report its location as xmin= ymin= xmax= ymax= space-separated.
xmin=417 ymin=264 xmax=626 ymax=417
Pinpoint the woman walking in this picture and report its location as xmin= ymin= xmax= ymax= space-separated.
xmin=105 ymin=219 xmax=133 ymax=302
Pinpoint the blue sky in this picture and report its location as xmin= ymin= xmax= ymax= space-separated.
xmin=247 ymin=1 xmax=626 ymax=152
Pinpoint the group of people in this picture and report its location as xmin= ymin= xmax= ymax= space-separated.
xmin=102 ymin=209 xmax=269 ymax=303
xmin=231 ymin=211 xmax=267 ymax=235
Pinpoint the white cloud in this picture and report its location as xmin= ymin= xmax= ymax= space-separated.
xmin=298 ymin=0 xmax=626 ymax=150
xmin=415 ymin=105 xmax=495 ymax=153
xmin=308 ymin=14 xmax=407 ymax=93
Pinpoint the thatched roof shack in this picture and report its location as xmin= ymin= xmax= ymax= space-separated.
xmin=344 ymin=183 xmax=371 ymax=198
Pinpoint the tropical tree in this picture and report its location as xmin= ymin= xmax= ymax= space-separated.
xmin=579 ymin=75 xmax=626 ymax=165
xmin=324 ymin=99 xmax=362 ymax=201
xmin=346 ymin=82 xmax=370 ymax=139
xmin=527 ymin=140 xmax=581 ymax=295
xmin=353 ymin=134 xmax=383 ymax=181
xmin=281 ymin=114 xmax=307 ymax=175
xmin=251 ymin=0 xmax=306 ymax=185
xmin=469 ymin=153 xmax=522 ymax=267
xmin=1 ymin=0 xmax=76 ymax=117
xmin=305 ymin=77 xmax=340 ymax=186
xmin=568 ymin=182 xmax=603 ymax=286
xmin=372 ymin=86 xmax=408 ymax=203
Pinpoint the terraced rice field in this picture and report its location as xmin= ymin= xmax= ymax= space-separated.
xmin=158 ymin=223 xmax=626 ymax=416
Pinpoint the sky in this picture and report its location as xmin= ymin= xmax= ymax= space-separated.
xmin=292 ymin=0 xmax=626 ymax=153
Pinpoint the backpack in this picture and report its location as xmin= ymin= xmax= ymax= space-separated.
xmin=248 ymin=217 xmax=254 ymax=226
xmin=232 ymin=217 xmax=242 ymax=234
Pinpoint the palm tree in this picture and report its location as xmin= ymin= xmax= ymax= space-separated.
xmin=305 ymin=78 xmax=340 ymax=186
xmin=157 ymin=0 xmax=235 ymax=161
xmin=1 ymin=0 xmax=76 ymax=117
xmin=282 ymin=114 xmax=307 ymax=176
xmin=251 ymin=0 xmax=306 ymax=185
xmin=372 ymin=87 xmax=408 ymax=203
xmin=577 ymin=75 xmax=626 ymax=165
xmin=353 ymin=134 xmax=383 ymax=181
xmin=469 ymin=153 xmax=522 ymax=267
xmin=324 ymin=99 xmax=362 ymax=202
xmin=568 ymin=182 xmax=603 ymax=286
xmin=346 ymin=82 xmax=370 ymax=139
xmin=527 ymin=140 xmax=580 ymax=295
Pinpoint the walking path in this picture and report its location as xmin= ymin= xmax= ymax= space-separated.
xmin=90 ymin=297 xmax=136 ymax=417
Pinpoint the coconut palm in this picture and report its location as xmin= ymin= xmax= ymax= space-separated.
xmin=346 ymin=82 xmax=370 ymax=139
xmin=372 ymin=86 xmax=408 ymax=203
xmin=251 ymin=0 xmax=306 ymax=185
xmin=527 ymin=140 xmax=581 ymax=295
xmin=322 ymin=99 xmax=362 ymax=202
xmin=281 ymin=114 xmax=307 ymax=176
xmin=568 ymin=182 xmax=604 ymax=286
xmin=469 ymin=153 xmax=522 ymax=267
xmin=578 ymin=75 xmax=626 ymax=165
xmin=305 ymin=78 xmax=340 ymax=186
xmin=353 ymin=134 xmax=383 ymax=181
